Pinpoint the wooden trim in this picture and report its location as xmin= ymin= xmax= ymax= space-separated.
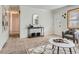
xmin=68 ymin=8 xmax=79 ymax=12
xmin=67 ymin=10 xmax=69 ymax=29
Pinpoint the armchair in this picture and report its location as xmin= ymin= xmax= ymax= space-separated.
xmin=62 ymin=29 xmax=78 ymax=43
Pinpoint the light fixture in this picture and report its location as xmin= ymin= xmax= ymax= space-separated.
xmin=62 ymin=13 xmax=66 ymax=19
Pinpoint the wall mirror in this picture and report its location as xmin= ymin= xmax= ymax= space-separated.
xmin=32 ymin=14 xmax=39 ymax=25
xmin=67 ymin=8 xmax=79 ymax=29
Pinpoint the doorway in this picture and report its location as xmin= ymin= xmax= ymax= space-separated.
xmin=9 ymin=10 xmax=20 ymax=38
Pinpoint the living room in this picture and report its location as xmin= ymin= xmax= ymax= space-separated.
xmin=0 ymin=5 xmax=79 ymax=54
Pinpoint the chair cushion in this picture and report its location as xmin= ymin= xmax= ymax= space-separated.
xmin=64 ymin=34 xmax=73 ymax=38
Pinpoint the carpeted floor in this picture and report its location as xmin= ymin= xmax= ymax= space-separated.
xmin=0 ymin=35 xmax=79 ymax=54
xmin=28 ymin=44 xmax=79 ymax=54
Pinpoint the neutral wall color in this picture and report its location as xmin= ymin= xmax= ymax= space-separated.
xmin=53 ymin=5 xmax=79 ymax=36
xmin=0 ymin=6 xmax=9 ymax=49
xmin=20 ymin=6 xmax=53 ymax=38
xmin=0 ymin=5 xmax=78 ymax=49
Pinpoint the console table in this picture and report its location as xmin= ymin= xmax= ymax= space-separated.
xmin=27 ymin=27 xmax=44 ymax=38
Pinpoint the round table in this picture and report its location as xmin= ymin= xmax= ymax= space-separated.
xmin=49 ymin=38 xmax=76 ymax=54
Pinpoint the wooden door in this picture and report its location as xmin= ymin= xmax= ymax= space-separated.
xmin=9 ymin=11 xmax=20 ymax=37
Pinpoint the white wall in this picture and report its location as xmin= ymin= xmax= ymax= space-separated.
xmin=0 ymin=6 xmax=9 ymax=49
xmin=53 ymin=5 xmax=79 ymax=36
xmin=20 ymin=6 xmax=53 ymax=38
xmin=0 ymin=5 xmax=78 ymax=49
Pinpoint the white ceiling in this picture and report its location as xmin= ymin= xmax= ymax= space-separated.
xmin=26 ymin=5 xmax=66 ymax=10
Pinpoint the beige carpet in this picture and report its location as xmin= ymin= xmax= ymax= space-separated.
xmin=28 ymin=44 xmax=79 ymax=54
xmin=0 ymin=35 xmax=52 ymax=54
xmin=0 ymin=35 xmax=79 ymax=54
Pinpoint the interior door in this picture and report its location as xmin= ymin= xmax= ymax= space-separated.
xmin=9 ymin=11 xmax=20 ymax=37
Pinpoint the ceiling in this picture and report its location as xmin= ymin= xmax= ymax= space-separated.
xmin=9 ymin=5 xmax=20 ymax=11
xmin=27 ymin=5 xmax=66 ymax=10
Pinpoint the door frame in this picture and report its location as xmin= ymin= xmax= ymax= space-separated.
xmin=8 ymin=10 xmax=20 ymax=37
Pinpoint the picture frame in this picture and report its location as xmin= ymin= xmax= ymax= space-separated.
xmin=32 ymin=14 xmax=39 ymax=25
xmin=2 ymin=6 xmax=8 ymax=32
xmin=67 ymin=8 xmax=79 ymax=29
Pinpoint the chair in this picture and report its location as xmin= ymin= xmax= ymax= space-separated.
xmin=62 ymin=29 xmax=78 ymax=43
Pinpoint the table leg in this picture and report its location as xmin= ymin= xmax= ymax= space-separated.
xmin=73 ymin=48 xmax=76 ymax=54
xmin=52 ymin=46 xmax=56 ymax=54
xmin=69 ymin=48 xmax=72 ymax=54
xmin=52 ymin=45 xmax=54 ymax=49
xmin=63 ymin=48 xmax=66 ymax=54
xmin=73 ymin=39 xmax=75 ymax=43
xmin=57 ymin=47 xmax=59 ymax=54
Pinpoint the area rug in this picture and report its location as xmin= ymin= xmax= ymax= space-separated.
xmin=27 ymin=44 xmax=79 ymax=54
